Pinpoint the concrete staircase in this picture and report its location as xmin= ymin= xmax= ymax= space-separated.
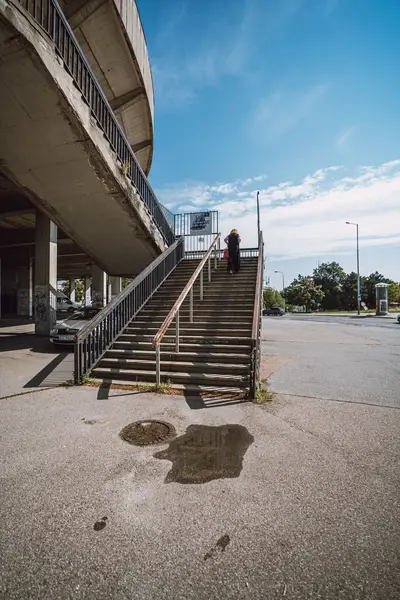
xmin=92 ymin=257 xmax=258 ymax=390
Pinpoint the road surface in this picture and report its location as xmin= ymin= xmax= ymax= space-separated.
xmin=263 ymin=315 xmax=400 ymax=408
xmin=1 ymin=317 xmax=399 ymax=599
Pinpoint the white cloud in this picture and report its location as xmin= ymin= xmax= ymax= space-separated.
xmin=158 ymin=160 xmax=400 ymax=262
xmin=250 ymin=83 xmax=330 ymax=137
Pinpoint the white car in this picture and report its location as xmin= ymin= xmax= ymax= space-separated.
xmin=50 ymin=307 xmax=100 ymax=345
xmin=56 ymin=293 xmax=81 ymax=313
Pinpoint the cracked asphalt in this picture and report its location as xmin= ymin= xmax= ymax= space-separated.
xmin=0 ymin=317 xmax=399 ymax=599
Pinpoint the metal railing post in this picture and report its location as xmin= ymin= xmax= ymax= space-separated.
xmin=200 ymin=269 xmax=204 ymax=301
xmin=190 ymin=287 xmax=194 ymax=323
xmin=175 ymin=311 xmax=180 ymax=352
xmin=214 ymin=245 xmax=217 ymax=270
xmin=208 ymin=257 xmax=211 ymax=283
xmin=155 ymin=345 xmax=161 ymax=386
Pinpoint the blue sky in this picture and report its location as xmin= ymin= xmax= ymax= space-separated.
xmin=137 ymin=0 xmax=400 ymax=287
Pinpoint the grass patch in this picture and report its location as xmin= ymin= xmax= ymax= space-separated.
xmin=255 ymin=386 xmax=274 ymax=404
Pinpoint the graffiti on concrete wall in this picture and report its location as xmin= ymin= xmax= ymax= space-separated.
xmin=17 ymin=289 xmax=29 ymax=316
xmin=34 ymin=287 xmax=47 ymax=322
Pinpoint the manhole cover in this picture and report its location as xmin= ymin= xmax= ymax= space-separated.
xmin=119 ymin=420 xmax=176 ymax=446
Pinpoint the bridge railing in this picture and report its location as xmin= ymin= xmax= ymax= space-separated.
xmin=152 ymin=234 xmax=221 ymax=385
xmin=74 ymin=238 xmax=184 ymax=383
xmin=16 ymin=0 xmax=175 ymax=246
xmin=249 ymin=231 xmax=264 ymax=400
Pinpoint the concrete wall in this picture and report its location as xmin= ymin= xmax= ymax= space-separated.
xmin=0 ymin=1 xmax=166 ymax=277
xmin=113 ymin=0 xmax=154 ymax=122
xmin=59 ymin=0 xmax=154 ymax=174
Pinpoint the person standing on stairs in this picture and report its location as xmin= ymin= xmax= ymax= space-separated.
xmin=224 ymin=229 xmax=241 ymax=274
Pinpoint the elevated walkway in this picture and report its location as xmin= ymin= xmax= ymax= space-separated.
xmin=0 ymin=0 xmax=172 ymax=276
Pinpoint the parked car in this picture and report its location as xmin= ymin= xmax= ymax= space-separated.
xmin=397 ymin=314 xmax=400 ymax=324
xmin=263 ymin=306 xmax=285 ymax=316
xmin=50 ymin=307 xmax=100 ymax=345
xmin=56 ymin=292 xmax=81 ymax=313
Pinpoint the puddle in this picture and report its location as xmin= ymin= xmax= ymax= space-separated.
xmin=93 ymin=516 xmax=108 ymax=531
xmin=204 ymin=534 xmax=231 ymax=560
xmin=154 ymin=424 xmax=254 ymax=484
xmin=120 ymin=420 xmax=176 ymax=446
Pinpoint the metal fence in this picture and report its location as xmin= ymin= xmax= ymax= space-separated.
xmin=16 ymin=0 xmax=175 ymax=246
xmin=184 ymin=247 xmax=259 ymax=260
xmin=174 ymin=211 xmax=219 ymax=253
xmin=74 ymin=238 xmax=184 ymax=383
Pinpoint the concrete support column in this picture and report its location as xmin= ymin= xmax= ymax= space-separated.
xmin=92 ymin=266 xmax=106 ymax=308
xmin=34 ymin=213 xmax=57 ymax=335
xmin=107 ymin=276 xmax=112 ymax=304
xmin=17 ymin=265 xmax=30 ymax=316
xmin=110 ymin=276 xmax=122 ymax=299
xmin=69 ymin=279 xmax=76 ymax=303
xmin=84 ymin=277 xmax=91 ymax=306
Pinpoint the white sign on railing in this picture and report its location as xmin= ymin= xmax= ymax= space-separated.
xmin=189 ymin=212 xmax=212 ymax=235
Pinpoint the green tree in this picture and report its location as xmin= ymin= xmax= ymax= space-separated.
xmin=389 ymin=282 xmax=400 ymax=305
xmin=60 ymin=279 xmax=84 ymax=303
xmin=263 ymin=287 xmax=284 ymax=309
xmin=312 ymin=262 xmax=346 ymax=310
xmin=340 ymin=272 xmax=358 ymax=310
xmin=285 ymin=275 xmax=324 ymax=312
xmin=122 ymin=277 xmax=132 ymax=289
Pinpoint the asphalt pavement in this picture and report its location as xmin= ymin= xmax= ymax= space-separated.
xmin=263 ymin=315 xmax=400 ymax=408
xmin=1 ymin=317 xmax=399 ymax=599
xmin=287 ymin=313 xmax=399 ymax=329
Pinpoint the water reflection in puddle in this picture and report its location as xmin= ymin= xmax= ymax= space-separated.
xmin=154 ymin=424 xmax=254 ymax=484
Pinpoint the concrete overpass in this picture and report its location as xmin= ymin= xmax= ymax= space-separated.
xmin=58 ymin=0 xmax=154 ymax=175
xmin=0 ymin=0 xmax=174 ymax=333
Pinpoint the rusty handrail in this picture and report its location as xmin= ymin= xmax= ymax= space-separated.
xmin=249 ymin=231 xmax=264 ymax=399
xmin=153 ymin=233 xmax=221 ymax=384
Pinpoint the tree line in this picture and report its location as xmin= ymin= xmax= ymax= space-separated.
xmin=264 ymin=262 xmax=400 ymax=312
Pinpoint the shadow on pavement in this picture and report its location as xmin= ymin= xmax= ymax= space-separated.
xmin=0 ymin=318 xmax=74 ymax=390
xmin=183 ymin=391 xmax=249 ymax=410
xmin=24 ymin=351 xmax=71 ymax=388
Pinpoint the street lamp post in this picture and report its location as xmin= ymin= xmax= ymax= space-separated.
xmin=275 ymin=270 xmax=285 ymax=310
xmin=346 ymin=221 xmax=360 ymax=315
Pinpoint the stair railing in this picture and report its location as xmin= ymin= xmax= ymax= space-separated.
xmin=152 ymin=233 xmax=221 ymax=385
xmin=74 ymin=238 xmax=184 ymax=383
xmin=15 ymin=0 xmax=175 ymax=246
xmin=249 ymin=231 xmax=264 ymax=400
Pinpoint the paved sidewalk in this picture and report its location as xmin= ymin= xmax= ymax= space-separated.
xmin=1 ymin=384 xmax=399 ymax=599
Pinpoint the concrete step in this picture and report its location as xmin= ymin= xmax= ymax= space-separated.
xmin=98 ymin=357 xmax=249 ymax=375
xmin=145 ymin=296 xmax=255 ymax=305
xmin=118 ymin=333 xmax=251 ymax=345
xmin=138 ymin=310 xmax=254 ymax=318
xmin=130 ymin=320 xmax=252 ymax=328
xmin=92 ymin=379 xmax=248 ymax=397
xmin=124 ymin=326 xmax=251 ymax=335
xmin=159 ymin=277 xmax=256 ymax=291
xmin=91 ymin=367 xmax=249 ymax=388
xmin=104 ymin=349 xmax=250 ymax=364
xmin=112 ymin=341 xmax=251 ymax=353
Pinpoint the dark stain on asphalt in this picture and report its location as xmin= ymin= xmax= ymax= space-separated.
xmin=93 ymin=516 xmax=108 ymax=531
xmin=154 ymin=424 xmax=254 ymax=484
xmin=204 ymin=534 xmax=231 ymax=560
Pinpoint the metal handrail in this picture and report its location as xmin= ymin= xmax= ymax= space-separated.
xmin=249 ymin=231 xmax=264 ymax=399
xmin=74 ymin=238 xmax=184 ymax=383
xmin=153 ymin=233 xmax=221 ymax=385
xmin=15 ymin=0 xmax=175 ymax=246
